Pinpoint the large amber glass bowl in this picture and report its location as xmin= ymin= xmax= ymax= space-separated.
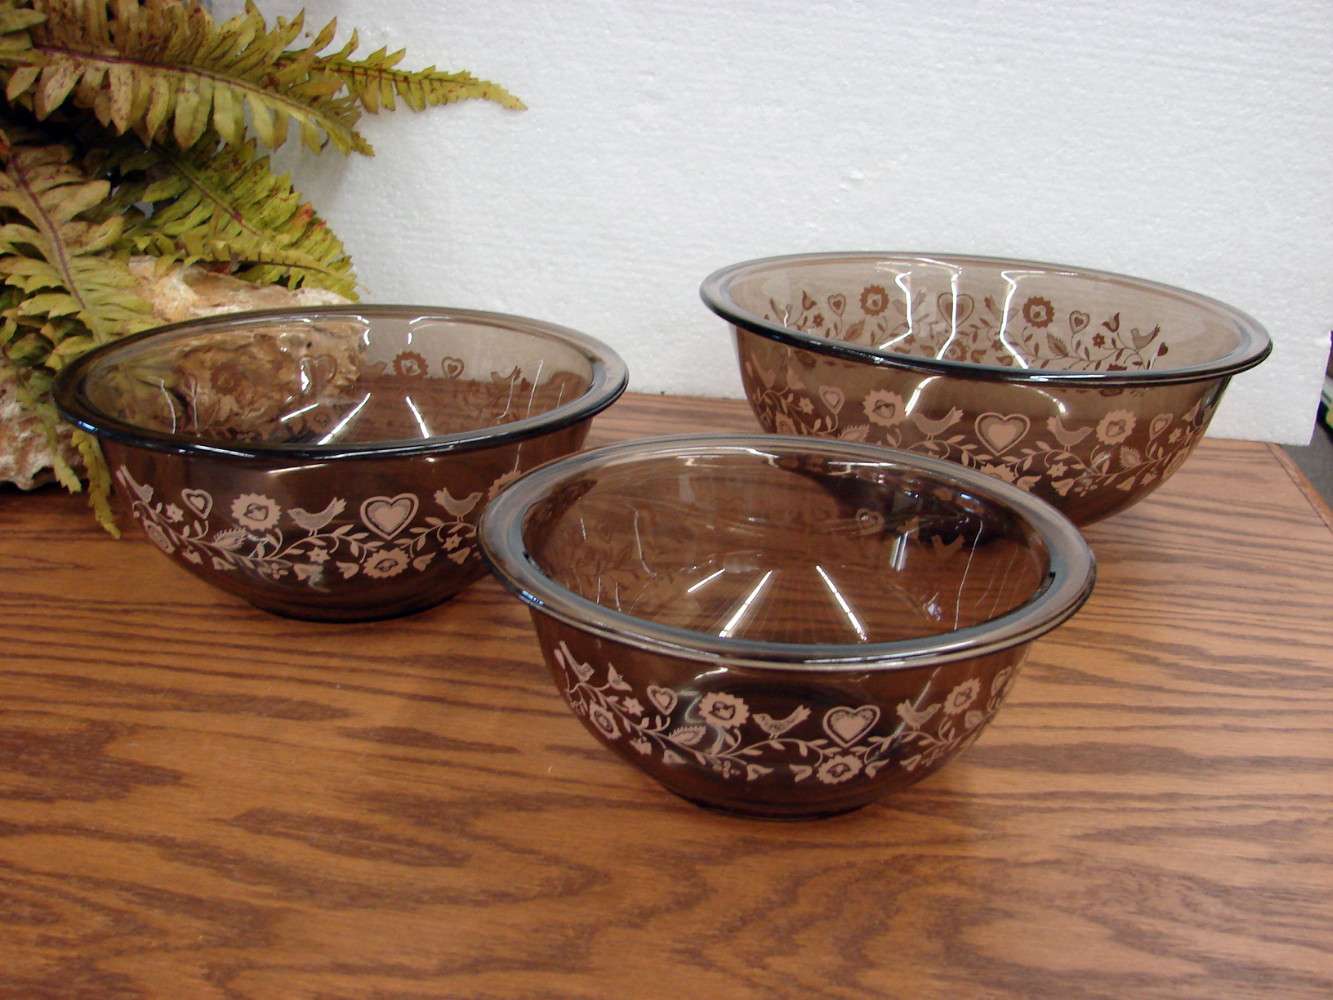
xmin=479 ymin=434 xmax=1095 ymax=819
xmin=55 ymin=305 xmax=628 ymax=621
xmin=701 ymin=253 xmax=1271 ymax=525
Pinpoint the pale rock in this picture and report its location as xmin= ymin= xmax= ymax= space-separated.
xmin=0 ymin=259 xmax=349 ymax=490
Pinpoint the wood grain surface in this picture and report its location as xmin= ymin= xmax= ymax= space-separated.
xmin=1 ymin=392 xmax=1330 ymax=999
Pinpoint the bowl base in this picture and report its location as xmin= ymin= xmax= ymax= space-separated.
xmin=675 ymin=792 xmax=871 ymax=822
xmin=245 ymin=591 xmax=456 ymax=623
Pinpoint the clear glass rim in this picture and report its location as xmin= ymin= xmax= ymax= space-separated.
xmin=53 ymin=304 xmax=630 ymax=460
xmin=700 ymin=251 xmax=1272 ymax=386
xmin=479 ymin=433 xmax=1097 ymax=672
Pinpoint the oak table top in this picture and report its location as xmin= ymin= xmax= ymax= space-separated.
xmin=2 ymin=392 xmax=1331 ymax=1000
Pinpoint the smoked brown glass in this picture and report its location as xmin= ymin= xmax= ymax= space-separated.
xmin=480 ymin=434 xmax=1096 ymax=819
xmin=55 ymin=305 xmax=628 ymax=621
xmin=701 ymin=252 xmax=1271 ymax=525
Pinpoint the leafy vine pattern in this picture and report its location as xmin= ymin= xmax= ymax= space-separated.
xmin=780 ymin=287 xmax=1169 ymax=372
xmin=743 ymin=288 xmax=1209 ymax=500
xmin=555 ymin=641 xmax=1017 ymax=785
xmin=116 ymin=463 xmax=520 ymax=589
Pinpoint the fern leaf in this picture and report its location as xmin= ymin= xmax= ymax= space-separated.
xmin=166 ymin=232 xmax=357 ymax=297
xmin=0 ymin=2 xmax=521 ymax=523
xmin=6 ymin=0 xmax=370 ymax=154
xmin=0 ymin=3 xmax=45 ymax=36
xmin=75 ymin=431 xmax=116 ymax=531
xmin=280 ymin=17 xmax=526 ymax=115
xmin=0 ymin=341 xmax=117 ymax=533
xmin=119 ymin=136 xmax=356 ymax=296
xmin=0 ymin=2 xmax=44 ymax=86
xmin=0 ymin=138 xmax=152 ymax=342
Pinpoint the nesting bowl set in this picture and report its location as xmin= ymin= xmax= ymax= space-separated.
xmin=54 ymin=253 xmax=1271 ymax=818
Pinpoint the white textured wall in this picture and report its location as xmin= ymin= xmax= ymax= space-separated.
xmin=217 ymin=0 xmax=1333 ymax=443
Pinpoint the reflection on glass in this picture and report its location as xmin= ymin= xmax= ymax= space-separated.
xmin=527 ymin=449 xmax=1050 ymax=647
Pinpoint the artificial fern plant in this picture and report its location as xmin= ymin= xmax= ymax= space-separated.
xmin=0 ymin=0 xmax=522 ymax=528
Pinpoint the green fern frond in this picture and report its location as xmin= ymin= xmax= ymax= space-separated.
xmin=119 ymin=136 xmax=356 ymax=296
xmin=5 ymin=0 xmax=370 ymax=153
xmin=0 ymin=310 xmax=118 ymax=532
xmin=280 ymin=22 xmax=526 ymax=115
xmin=162 ymin=231 xmax=357 ymax=295
xmin=0 ymin=2 xmax=44 ymax=66
xmin=0 ymin=135 xmax=153 ymax=344
xmin=0 ymin=1 xmax=523 ymax=531
xmin=0 ymin=127 xmax=151 ymax=529
xmin=72 ymin=425 xmax=115 ymax=531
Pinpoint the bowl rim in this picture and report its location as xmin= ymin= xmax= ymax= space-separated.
xmin=699 ymin=251 xmax=1272 ymax=386
xmin=53 ymin=304 xmax=630 ymax=460
xmin=479 ymin=433 xmax=1097 ymax=672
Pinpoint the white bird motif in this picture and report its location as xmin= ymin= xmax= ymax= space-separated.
xmin=288 ymin=497 xmax=346 ymax=532
xmin=754 ymin=705 xmax=811 ymax=738
xmin=912 ymin=407 xmax=964 ymax=437
xmin=435 ymin=487 xmax=482 ymax=518
xmin=1045 ymin=415 xmax=1092 ymax=449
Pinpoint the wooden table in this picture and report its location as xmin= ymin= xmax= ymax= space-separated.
xmin=2 ymin=392 xmax=1331 ymax=1000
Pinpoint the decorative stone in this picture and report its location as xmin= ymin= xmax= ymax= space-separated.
xmin=0 ymin=260 xmax=349 ymax=490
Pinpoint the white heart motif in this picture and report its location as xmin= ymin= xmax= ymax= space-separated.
xmin=180 ymin=488 xmax=213 ymax=518
xmin=975 ymin=412 xmax=1031 ymax=456
xmin=647 ymin=685 xmax=678 ymax=715
xmin=823 ymin=705 xmax=881 ymax=747
xmin=818 ymin=385 xmax=845 ymax=414
xmin=360 ymin=494 xmax=419 ymax=539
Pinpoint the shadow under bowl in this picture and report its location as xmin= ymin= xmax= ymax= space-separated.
xmin=480 ymin=434 xmax=1096 ymax=819
xmin=701 ymin=252 xmax=1271 ymax=525
xmin=55 ymin=304 xmax=628 ymax=621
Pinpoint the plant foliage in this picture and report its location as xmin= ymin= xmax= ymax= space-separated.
xmin=0 ymin=0 xmax=522 ymax=528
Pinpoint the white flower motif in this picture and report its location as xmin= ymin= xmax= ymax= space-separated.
xmin=1096 ymin=409 xmax=1136 ymax=445
xmin=363 ymin=548 xmax=409 ymax=579
xmin=487 ymin=469 xmax=525 ymax=501
xmin=979 ymin=462 xmax=1017 ymax=484
xmin=943 ymin=678 xmax=981 ymax=716
xmin=816 ymin=754 xmax=862 ymax=784
xmin=863 ymin=389 xmax=906 ymax=427
xmin=589 ymin=704 xmax=619 ymax=740
xmin=230 ymin=493 xmax=281 ymax=530
xmin=141 ymin=520 xmax=174 ymax=554
xmin=698 ymin=692 xmax=750 ymax=729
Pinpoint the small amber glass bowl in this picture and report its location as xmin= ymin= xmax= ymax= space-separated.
xmin=701 ymin=252 xmax=1271 ymax=525
xmin=480 ymin=434 xmax=1095 ymax=819
xmin=55 ymin=305 xmax=628 ymax=621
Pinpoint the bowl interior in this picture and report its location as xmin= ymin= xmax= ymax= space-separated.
xmin=715 ymin=255 xmax=1255 ymax=375
xmin=76 ymin=310 xmax=599 ymax=447
xmin=521 ymin=446 xmax=1053 ymax=647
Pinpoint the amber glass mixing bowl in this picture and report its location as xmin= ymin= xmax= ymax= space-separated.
xmin=701 ymin=252 xmax=1271 ymax=525
xmin=480 ymin=434 xmax=1096 ymax=819
xmin=55 ymin=305 xmax=628 ymax=621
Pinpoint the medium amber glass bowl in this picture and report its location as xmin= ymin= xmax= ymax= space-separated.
xmin=480 ymin=434 xmax=1095 ymax=819
xmin=701 ymin=252 xmax=1271 ymax=525
xmin=55 ymin=305 xmax=628 ymax=621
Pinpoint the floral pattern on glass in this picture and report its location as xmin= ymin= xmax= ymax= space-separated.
xmin=117 ymin=465 xmax=505 ymax=587
xmin=554 ymin=641 xmax=1017 ymax=784
xmin=119 ymin=335 xmax=577 ymax=446
xmin=739 ymin=320 xmax=1210 ymax=503
xmin=779 ymin=288 xmax=1169 ymax=373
